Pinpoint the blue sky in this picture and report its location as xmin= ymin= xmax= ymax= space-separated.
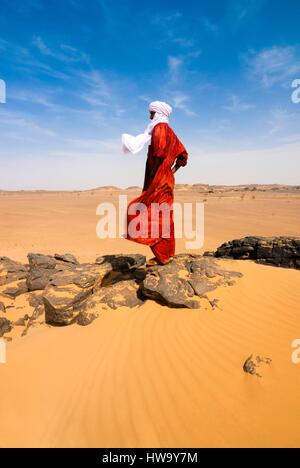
xmin=0 ymin=0 xmax=300 ymax=189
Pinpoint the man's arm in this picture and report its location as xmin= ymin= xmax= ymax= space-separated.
xmin=172 ymin=151 xmax=188 ymax=173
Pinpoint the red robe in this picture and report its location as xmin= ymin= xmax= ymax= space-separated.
xmin=127 ymin=123 xmax=188 ymax=264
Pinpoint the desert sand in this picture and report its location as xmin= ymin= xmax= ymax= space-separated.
xmin=0 ymin=185 xmax=300 ymax=448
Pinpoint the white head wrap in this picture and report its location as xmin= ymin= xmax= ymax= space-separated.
xmin=122 ymin=101 xmax=173 ymax=154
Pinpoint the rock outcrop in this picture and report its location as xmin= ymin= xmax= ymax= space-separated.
xmin=0 ymin=257 xmax=29 ymax=297
xmin=43 ymin=262 xmax=113 ymax=325
xmin=0 ymin=252 xmax=243 ymax=334
xmin=141 ymin=254 xmax=242 ymax=309
xmin=0 ymin=257 xmax=28 ymax=286
xmin=26 ymin=252 xmax=78 ymax=292
xmin=214 ymin=236 xmax=300 ymax=269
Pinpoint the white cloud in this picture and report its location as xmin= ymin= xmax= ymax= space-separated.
xmin=246 ymin=46 xmax=300 ymax=88
xmin=32 ymin=36 xmax=89 ymax=64
xmin=0 ymin=38 xmax=70 ymax=80
xmin=171 ymin=92 xmax=196 ymax=116
xmin=224 ymin=94 xmax=254 ymax=113
xmin=75 ymin=70 xmax=111 ymax=109
xmin=32 ymin=36 xmax=52 ymax=56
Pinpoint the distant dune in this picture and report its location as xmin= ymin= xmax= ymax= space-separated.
xmin=1 ymin=183 xmax=299 ymax=194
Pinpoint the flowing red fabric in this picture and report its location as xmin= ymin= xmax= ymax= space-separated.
xmin=127 ymin=123 xmax=188 ymax=264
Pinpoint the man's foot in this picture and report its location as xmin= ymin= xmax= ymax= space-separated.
xmin=146 ymin=257 xmax=160 ymax=266
xmin=146 ymin=256 xmax=174 ymax=267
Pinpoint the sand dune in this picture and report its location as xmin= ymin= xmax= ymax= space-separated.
xmin=0 ymin=187 xmax=300 ymax=448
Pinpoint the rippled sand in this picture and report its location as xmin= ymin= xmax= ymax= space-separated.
xmin=0 ymin=187 xmax=300 ymax=447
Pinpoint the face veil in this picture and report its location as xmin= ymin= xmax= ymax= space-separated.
xmin=121 ymin=101 xmax=173 ymax=154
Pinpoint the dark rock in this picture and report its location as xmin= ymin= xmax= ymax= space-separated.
xmin=133 ymin=268 xmax=147 ymax=281
xmin=27 ymin=253 xmax=56 ymax=269
xmin=0 ymin=251 xmax=243 ymax=325
xmin=26 ymin=267 xmax=54 ymax=291
xmin=0 ymin=257 xmax=28 ymax=287
xmin=26 ymin=252 xmax=76 ymax=292
xmin=54 ymin=253 xmax=79 ymax=264
xmin=0 ymin=302 xmax=5 ymax=313
xmin=203 ymin=251 xmax=215 ymax=257
xmin=142 ymin=257 xmax=199 ymax=308
xmin=141 ymin=255 xmax=242 ymax=309
xmin=243 ymin=355 xmax=272 ymax=378
xmin=0 ymin=317 xmax=12 ymax=337
xmin=188 ymin=278 xmax=218 ymax=296
xmin=44 ymin=262 xmax=112 ymax=325
xmin=28 ymin=293 xmax=44 ymax=308
xmin=77 ymin=311 xmax=98 ymax=326
xmin=3 ymin=281 xmax=28 ymax=298
xmin=143 ymin=267 xmax=200 ymax=308
xmin=95 ymin=254 xmax=146 ymax=272
xmin=215 ymin=236 xmax=300 ymax=270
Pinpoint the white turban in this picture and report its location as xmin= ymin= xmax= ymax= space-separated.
xmin=122 ymin=101 xmax=172 ymax=154
xmin=149 ymin=101 xmax=172 ymax=117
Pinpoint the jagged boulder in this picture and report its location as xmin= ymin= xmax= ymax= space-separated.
xmin=76 ymin=311 xmax=99 ymax=326
xmin=26 ymin=253 xmax=76 ymax=292
xmin=0 ymin=257 xmax=28 ymax=287
xmin=43 ymin=262 xmax=113 ymax=325
xmin=141 ymin=255 xmax=242 ymax=309
xmin=215 ymin=236 xmax=300 ymax=269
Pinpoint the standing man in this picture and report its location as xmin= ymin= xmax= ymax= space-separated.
xmin=122 ymin=101 xmax=188 ymax=265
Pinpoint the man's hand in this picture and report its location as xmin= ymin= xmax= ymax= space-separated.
xmin=172 ymin=166 xmax=178 ymax=174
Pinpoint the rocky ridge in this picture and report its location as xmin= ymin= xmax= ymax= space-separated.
xmin=0 ymin=252 xmax=242 ymax=338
